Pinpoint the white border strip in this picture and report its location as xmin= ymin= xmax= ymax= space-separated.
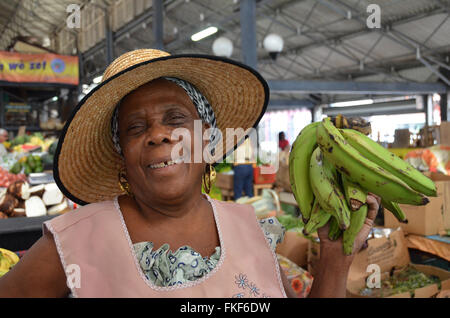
xmin=252 ymin=214 xmax=288 ymax=298
xmin=44 ymin=221 xmax=78 ymax=298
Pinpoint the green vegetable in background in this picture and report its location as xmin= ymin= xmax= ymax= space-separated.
xmin=24 ymin=164 xmax=32 ymax=175
xmin=48 ymin=141 xmax=58 ymax=156
xmin=359 ymin=265 xmax=441 ymax=297
xmin=34 ymin=166 xmax=44 ymax=173
xmin=214 ymin=162 xmax=233 ymax=173
xmin=11 ymin=135 xmax=25 ymax=147
xmin=41 ymin=154 xmax=53 ymax=166
xmin=277 ymin=214 xmax=304 ymax=231
xmin=32 ymin=132 xmax=44 ymax=140
xmin=9 ymin=162 xmax=22 ymax=174
xmin=27 ymin=156 xmax=36 ymax=171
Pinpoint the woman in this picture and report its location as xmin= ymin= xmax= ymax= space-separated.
xmin=0 ymin=128 xmax=9 ymax=157
xmin=278 ymin=132 xmax=289 ymax=151
xmin=233 ymin=138 xmax=256 ymax=200
xmin=0 ymin=49 xmax=379 ymax=297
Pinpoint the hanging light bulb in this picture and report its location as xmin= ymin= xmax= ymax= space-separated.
xmin=42 ymin=37 xmax=51 ymax=47
xmin=263 ymin=33 xmax=284 ymax=60
xmin=212 ymin=36 xmax=233 ymax=58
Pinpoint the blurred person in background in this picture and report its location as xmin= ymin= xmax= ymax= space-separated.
xmin=233 ymin=137 xmax=256 ymax=200
xmin=0 ymin=128 xmax=9 ymax=156
xmin=278 ymin=131 xmax=290 ymax=151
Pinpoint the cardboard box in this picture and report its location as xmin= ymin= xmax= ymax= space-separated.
xmin=444 ymin=183 xmax=450 ymax=230
xmin=215 ymin=172 xmax=233 ymax=190
xmin=307 ymin=228 xmax=450 ymax=297
xmin=308 ymin=228 xmax=408 ymax=279
xmin=347 ymin=264 xmax=450 ymax=298
xmin=420 ymin=125 xmax=440 ymax=147
xmin=393 ymin=129 xmax=411 ymax=148
xmin=439 ymin=121 xmax=450 ymax=146
xmin=384 ymin=181 xmax=448 ymax=235
xmin=423 ymin=171 xmax=450 ymax=182
xmin=424 ymin=172 xmax=450 ymax=230
xmin=276 ymin=230 xmax=309 ymax=268
xmin=275 ymin=150 xmax=292 ymax=193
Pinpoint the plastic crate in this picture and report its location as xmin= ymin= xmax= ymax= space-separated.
xmin=253 ymin=166 xmax=276 ymax=184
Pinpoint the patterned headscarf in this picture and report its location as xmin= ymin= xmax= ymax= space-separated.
xmin=111 ymin=77 xmax=218 ymax=157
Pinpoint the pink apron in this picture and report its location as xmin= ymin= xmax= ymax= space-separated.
xmin=43 ymin=195 xmax=287 ymax=298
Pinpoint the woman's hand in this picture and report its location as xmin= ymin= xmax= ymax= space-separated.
xmin=308 ymin=193 xmax=381 ymax=298
xmin=317 ymin=192 xmax=381 ymax=258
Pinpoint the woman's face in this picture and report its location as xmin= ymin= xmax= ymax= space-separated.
xmin=117 ymin=78 xmax=209 ymax=204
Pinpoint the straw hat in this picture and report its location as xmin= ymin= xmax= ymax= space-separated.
xmin=54 ymin=49 xmax=269 ymax=205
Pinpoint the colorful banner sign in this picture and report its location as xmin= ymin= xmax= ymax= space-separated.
xmin=5 ymin=103 xmax=31 ymax=113
xmin=0 ymin=51 xmax=79 ymax=85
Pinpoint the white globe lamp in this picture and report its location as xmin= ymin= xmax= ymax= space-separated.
xmin=212 ymin=36 xmax=234 ymax=58
xmin=263 ymin=33 xmax=284 ymax=60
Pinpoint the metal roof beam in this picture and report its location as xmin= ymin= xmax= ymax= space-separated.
xmin=153 ymin=0 xmax=164 ymax=50
xmin=268 ymin=80 xmax=448 ymax=94
xmin=271 ymin=4 xmax=446 ymax=62
xmin=332 ymin=0 xmax=446 ymax=56
xmin=322 ymin=100 xmax=423 ymax=117
xmin=240 ymin=0 xmax=258 ymax=69
xmin=418 ymin=57 xmax=450 ymax=86
xmin=269 ymin=99 xmax=315 ymax=109
xmin=165 ymin=0 xmax=279 ymax=51
xmin=426 ymin=55 xmax=450 ymax=71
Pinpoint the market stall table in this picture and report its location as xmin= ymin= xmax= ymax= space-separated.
xmin=254 ymin=183 xmax=273 ymax=196
xmin=0 ymin=215 xmax=57 ymax=252
xmin=406 ymin=234 xmax=450 ymax=262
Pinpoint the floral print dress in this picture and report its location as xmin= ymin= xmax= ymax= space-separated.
xmin=133 ymin=216 xmax=313 ymax=297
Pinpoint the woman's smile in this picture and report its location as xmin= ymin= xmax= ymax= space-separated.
xmin=145 ymin=158 xmax=185 ymax=176
xmin=147 ymin=158 xmax=183 ymax=169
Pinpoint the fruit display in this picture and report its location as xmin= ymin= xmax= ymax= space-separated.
xmin=9 ymin=155 xmax=44 ymax=175
xmin=0 ymin=167 xmax=27 ymax=188
xmin=0 ymin=180 xmax=68 ymax=218
xmin=0 ymin=248 xmax=20 ymax=277
xmin=359 ymin=265 xmax=441 ymax=297
xmin=289 ymin=116 xmax=436 ymax=255
xmin=40 ymin=140 xmax=58 ymax=168
xmin=9 ymin=133 xmax=56 ymax=154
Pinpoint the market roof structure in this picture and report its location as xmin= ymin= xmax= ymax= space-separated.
xmin=0 ymin=0 xmax=449 ymax=107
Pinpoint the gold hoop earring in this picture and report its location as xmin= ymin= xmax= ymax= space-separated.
xmin=202 ymin=164 xmax=216 ymax=194
xmin=118 ymin=167 xmax=133 ymax=196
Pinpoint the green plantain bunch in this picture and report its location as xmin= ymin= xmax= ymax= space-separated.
xmin=289 ymin=117 xmax=436 ymax=255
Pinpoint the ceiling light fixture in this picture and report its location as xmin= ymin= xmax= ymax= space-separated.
xmin=92 ymin=76 xmax=102 ymax=84
xmin=330 ymin=99 xmax=374 ymax=107
xmin=191 ymin=26 xmax=218 ymax=41
xmin=263 ymin=33 xmax=284 ymax=60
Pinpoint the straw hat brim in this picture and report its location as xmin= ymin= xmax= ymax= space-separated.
xmin=54 ymin=54 xmax=269 ymax=205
